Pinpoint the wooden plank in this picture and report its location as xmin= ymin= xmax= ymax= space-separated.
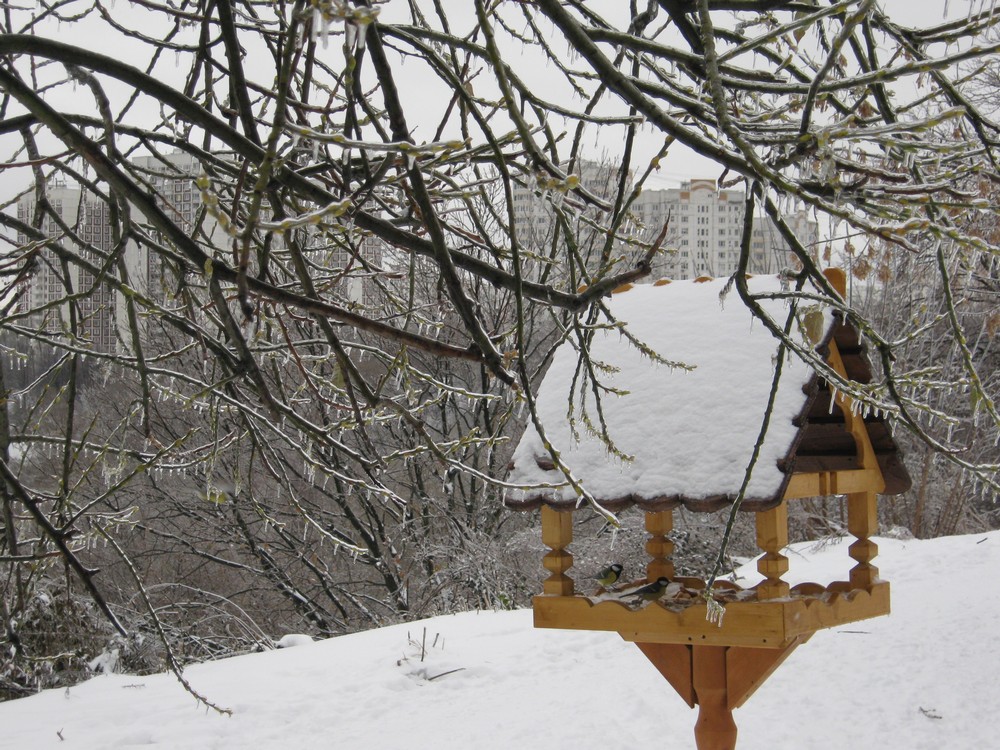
xmin=634 ymin=642 xmax=695 ymax=707
xmin=788 ymin=454 xmax=860 ymax=473
xmin=783 ymin=468 xmax=884 ymax=499
xmin=796 ymin=422 xmax=858 ymax=451
xmin=534 ymin=596 xmax=790 ymax=648
xmin=782 ymin=581 xmax=890 ymax=637
xmin=533 ymin=581 xmax=891 ymax=647
xmin=726 ymin=637 xmax=809 ymax=709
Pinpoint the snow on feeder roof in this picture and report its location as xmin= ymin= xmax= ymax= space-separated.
xmin=506 ymin=273 xmax=909 ymax=513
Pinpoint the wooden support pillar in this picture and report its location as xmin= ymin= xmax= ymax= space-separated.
xmin=693 ymin=646 xmax=738 ymax=750
xmin=645 ymin=510 xmax=676 ymax=581
xmin=754 ymin=504 xmax=789 ymax=599
xmin=540 ymin=506 xmax=574 ymax=595
xmin=847 ymin=490 xmax=879 ymax=589
xmin=635 ymin=639 xmax=807 ymax=750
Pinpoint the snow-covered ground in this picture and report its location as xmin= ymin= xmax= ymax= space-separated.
xmin=2 ymin=530 xmax=996 ymax=750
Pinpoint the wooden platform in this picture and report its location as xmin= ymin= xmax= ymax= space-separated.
xmin=533 ymin=581 xmax=890 ymax=649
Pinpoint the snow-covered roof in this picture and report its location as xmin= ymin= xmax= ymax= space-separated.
xmin=505 ymin=274 xmax=908 ymax=513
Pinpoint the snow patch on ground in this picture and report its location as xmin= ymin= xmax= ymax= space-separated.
xmin=274 ymin=634 xmax=314 ymax=649
xmin=1 ymin=531 xmax=997 ymax=749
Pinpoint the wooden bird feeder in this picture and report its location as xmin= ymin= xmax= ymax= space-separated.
xmin=505 ymin=269 xmax=910 ymax=750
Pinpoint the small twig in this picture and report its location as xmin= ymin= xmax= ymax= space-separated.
xmin=426 ymin=668 xmax=465 ymax=682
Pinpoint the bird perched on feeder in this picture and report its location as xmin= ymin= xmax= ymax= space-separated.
xmin=594 ymin=563 xmax=623 ymax=589
xmin=628 ymin=577 xmax=672 ymax=602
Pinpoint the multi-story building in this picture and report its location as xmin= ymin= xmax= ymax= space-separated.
xmin=748 ymin=208 xmax=820 ymax=275
xmin=16 ymin=152 xmax=384 ymax=354
xmin=16 ymin=181 xmax=130 ymax=353
xmin=632 ymin=178 xmax=746 ymax=279
xmin=514 ymin=172 xmax=820 ymax=281
xmin=135 ymin=150 xmax=378 ymax=309
xmin=632 ymin=179 xmax=820 ymax=279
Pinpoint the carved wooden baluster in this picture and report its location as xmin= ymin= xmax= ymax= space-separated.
xmin=645 ymin=510 xmax=676 ymax=581
xmin=540 ymin=505 xmax=574 ymax=595
xmin=847 ymin=490 xmax=879 ymax=589
xmin=755 ymin=503 xmax=790 ymax=599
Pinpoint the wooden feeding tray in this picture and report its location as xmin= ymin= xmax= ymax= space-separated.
xmin=534 ymin=571 xmax=890 ymax=650
xmin=505 ymin=270 xmax=910 ymax=750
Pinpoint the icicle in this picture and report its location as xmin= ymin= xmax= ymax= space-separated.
xmin=355 ymin=21 xmax=370 ymax=50
xmin=705 ymin=596 xmax=726 ymax=626
xmin=320 ymin=9 xmax=331 ymax=48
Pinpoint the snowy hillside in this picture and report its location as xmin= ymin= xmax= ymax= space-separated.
xmin=1 ymin=531 xmax=996 ymax=750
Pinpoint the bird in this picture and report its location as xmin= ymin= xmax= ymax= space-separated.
xmin=629 ymin=577 xmax=672 ymax=602
xmin=593 ymin=563 xmax=623 ymax=588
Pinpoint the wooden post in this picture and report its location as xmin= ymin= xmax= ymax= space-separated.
xmin=847 ymin=490 xmax=879 ymax=589
xmin=540 ymin=506 xmax=574 ymax=596
xmin=754 ymin=504 xmax=789 ymax=599
xmin=692 ymin=646 xmax=738 ymax=750
xmin=645 ymin=510 xmax=675 ymax=581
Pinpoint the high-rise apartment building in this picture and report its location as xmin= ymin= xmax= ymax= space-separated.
xmin=16 ymin=152 xmax=383 ymax=354
xmin=16 ymin=182 xmax=133 ymax=353
xmin=632 ymin=178 xmax=746 ymax=279
xmin=631 ymin=179 xmax=819 ymax=279
xmin=512 ymin=171 xmax=819 ymax=281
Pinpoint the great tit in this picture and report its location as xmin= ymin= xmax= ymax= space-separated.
xmin=594 ymin=563 xmax=623 ymax=588
xmin=629 ymin=577 xmax=672 ymax=601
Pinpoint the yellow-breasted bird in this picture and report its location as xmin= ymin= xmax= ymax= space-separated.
xmin=629 ymin=577 xmax=671 ymax=601
xmin=594 ymin=563 xmax=623 ymax=588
